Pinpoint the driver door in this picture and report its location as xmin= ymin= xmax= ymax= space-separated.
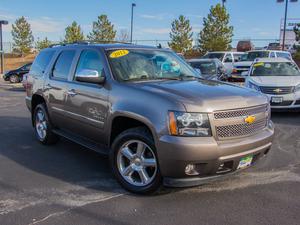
xmin=64 ymin=49 xmax=109 ymax=144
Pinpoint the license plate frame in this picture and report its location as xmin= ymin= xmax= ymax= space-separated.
xmin=271 ymin=96 xmax=283 ymax=103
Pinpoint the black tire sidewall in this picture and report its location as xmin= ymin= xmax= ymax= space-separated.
xmin=110 ymin=128 xmax=162 ymax=194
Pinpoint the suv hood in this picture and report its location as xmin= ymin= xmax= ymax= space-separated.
xmin=134 ymin=80 xmax=268 ymax=112
xmin=250 ymin=76 xmax=300 ymax=87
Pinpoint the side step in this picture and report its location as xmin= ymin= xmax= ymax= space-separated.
xmin=53 ymin=129 xmax=109 ymax=155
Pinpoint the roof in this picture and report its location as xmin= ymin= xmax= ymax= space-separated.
xmin=47 ymin=42 xmax=161 ymax=51
xmin=206 ymin=51 xmax=244 ymax=54
xmin=255 ymin=57 xmax=290 ymax=63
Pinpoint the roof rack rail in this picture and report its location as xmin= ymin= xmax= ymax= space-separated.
xmin=48 ymin=40 xmax=133 ymax=48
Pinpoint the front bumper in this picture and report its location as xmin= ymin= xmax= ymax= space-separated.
xmin=267 ymin=93 xmax=300 ymax=109
xmin=157 ymin=122 xmax=274 ymax=187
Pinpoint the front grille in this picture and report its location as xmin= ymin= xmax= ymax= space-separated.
xmin=214 ymin=104 xmax=268 ymax=119
xmin=213 ymin=104 xmax=268 ymax=139
xmin=260 ymin=86 xmax=294 ymax=95
xmin=216 ymin=119 xmax=267 ymax=138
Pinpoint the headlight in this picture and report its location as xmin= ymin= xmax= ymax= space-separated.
xmin=295 ymin=84 xmax=300 ymax=92
xmin=248 ymin=82 xmax=260 ymax=92
xmin=168 ymin=111 xmax=212 ymax=137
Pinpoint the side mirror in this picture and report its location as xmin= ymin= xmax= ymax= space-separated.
xmin=241 ymin=71 xmax=249 ymax=77
xmin=75 ymin=69 xmax=105 ymax=84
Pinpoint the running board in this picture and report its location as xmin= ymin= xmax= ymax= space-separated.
xmin=52 ymin=129 xmax=109 ymax=155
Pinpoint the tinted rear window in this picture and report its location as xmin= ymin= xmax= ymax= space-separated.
xmin=30 ymin=50 xmax=55 ymax=76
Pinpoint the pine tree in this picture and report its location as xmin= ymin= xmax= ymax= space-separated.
xmin=64 ymin=21 xmax=84 ymax=43
xmin=11 ymin=16 xmax=34 ymax=55
xmin=88 ymin=15 xmax=116 ymax=42
xmin=198 ymin=3 xmax=233 ymax=54
xmin=36 ymin=37 xmax=52 ymax=51
xmin=168 ymin=15 xmax=193 ymax=53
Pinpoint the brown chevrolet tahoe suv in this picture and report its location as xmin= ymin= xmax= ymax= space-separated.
xmin=26 ymin=43 xmax=274 ymax=194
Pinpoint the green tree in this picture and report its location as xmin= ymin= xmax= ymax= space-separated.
xmin=168 ymin=15 xmax=193 ymax=53
xmin=11 ymin=16 xmax=34 ymax=55
xmin=198 ymin=3 xmax=233 ymax=53
xmin=88 ymin=15 xmax=116 ymax=42
xmin=64 ymin=21 xmax=84 ymax=43
xmin=36 ymin=37 xmax=52 ymax=51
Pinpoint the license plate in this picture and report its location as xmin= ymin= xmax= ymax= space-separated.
xmin=271 ymin=97 xmax=283 ymax=103
xmin=238 ymin=155 xmax=253 ymax=170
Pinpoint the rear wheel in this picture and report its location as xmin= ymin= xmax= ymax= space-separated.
xmin=33 ymin=103 xmax=59 ymax=145
xmin=9 ymin=75 xmax=20 ymax=83
xmin=110 ymin=127 xmax=161 ymax=194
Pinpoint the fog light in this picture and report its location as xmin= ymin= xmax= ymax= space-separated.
xmin=185 ymin=164 xmax=199 ymax=176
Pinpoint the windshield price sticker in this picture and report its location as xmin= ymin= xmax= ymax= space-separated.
xmin=253 ymin=62 xmax=264 ymax=67
xmin=110 ymin=50 xmax=129 ymax=58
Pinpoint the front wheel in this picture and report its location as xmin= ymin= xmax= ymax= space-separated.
xmin=110 ymin=127 xmax=161 ymax=194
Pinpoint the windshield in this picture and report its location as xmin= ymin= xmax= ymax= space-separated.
xmin=107 ymin=49 xmax=200 ymax=82
xmin=190 ymin=61 xmax=216 ymax=75
xmin=242 ymin=51 xmax=269 ymax=61
xmin=251 ymin=62 xmax=300 ymax=76
xmin=203 ymin=53 xmax=225 ymax=61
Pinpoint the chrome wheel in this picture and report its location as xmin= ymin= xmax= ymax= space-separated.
xmin=35 ymin=109 xmax=47 ymax=140
xmin=117 ymin=140 xmax=157 ymax=187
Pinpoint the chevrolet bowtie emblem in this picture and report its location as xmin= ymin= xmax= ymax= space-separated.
xmin=274 ymin=88 xmax=283 ymax=93
xmin=244 ymin=115 xmax=256 ymax=124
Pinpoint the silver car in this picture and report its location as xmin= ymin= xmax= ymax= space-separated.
xmin=244 ymin=58 xmax=300 ymax=109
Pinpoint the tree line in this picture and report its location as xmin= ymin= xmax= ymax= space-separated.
xmin=11 ymin=3 xmax=233 ymax=56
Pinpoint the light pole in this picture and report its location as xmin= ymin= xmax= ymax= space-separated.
xmin=277 ymin=0 xmax=298 ymax=50
xmin=0 ymin=20 xmax=8 ymax=74
xmin=130 ymin=3 xmax=136 ymax=43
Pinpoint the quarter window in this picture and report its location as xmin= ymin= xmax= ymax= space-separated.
xmin=75 ymin=50 xmax=104 ymax=79
xmin=52 ymin=50 xmax=76 ymax=80
xmin=30 ymin=50 xmax=55 ymax=77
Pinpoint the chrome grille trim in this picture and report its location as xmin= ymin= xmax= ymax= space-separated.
xmin=260 ymin=86 xmax=294 ymax=95
xmin=213 ymin=104 xmax=269 ymax=140
xmin=214 ymin=104 xmax=268 ymax=119
xmin=216 ymin=119 xmax=267 ymax=138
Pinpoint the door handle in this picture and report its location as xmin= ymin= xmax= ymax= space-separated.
xmin=67 ymin=89 xmax=77 ymax=97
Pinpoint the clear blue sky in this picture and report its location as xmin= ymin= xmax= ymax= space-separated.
xmin=1 ymin=0 xmax=300 ymax=47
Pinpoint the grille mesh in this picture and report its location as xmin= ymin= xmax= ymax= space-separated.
xmin=216 ymin=119 xmax=267 ymax=138
xmin=214 ymin=105 xmax=267 ymax=119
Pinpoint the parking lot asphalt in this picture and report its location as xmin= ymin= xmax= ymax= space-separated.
xmin=0 ymin=78 xmax=300 ymax=225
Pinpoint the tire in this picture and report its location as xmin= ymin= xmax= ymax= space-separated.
xmin=9 ymin=75 xmax=20 ymax=83
xmin=110 ymin=127 xmax=162 ymax=194
xmin=33 ymin=103 xmax=59 ymax=145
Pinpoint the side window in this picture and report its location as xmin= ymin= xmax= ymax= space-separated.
xmin=270 ymin=52 xmax=276 ymax=58
xmin=52 ymin=50 xmax=76 ymax=80
xmin=276 ymin=52 xmax=291 ymax=60
xmin=224 ymin=54 xmax=233 ymax=63
xmin=233 ymin=54 xmax=242 ymax=62
xmin=75 ymin=50 xmax=104 ymax=80
xmin=30 ymin=51 xmax=55 ymax=77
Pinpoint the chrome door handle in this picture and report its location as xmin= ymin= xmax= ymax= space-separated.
xmin=67 ymin=89 xmax=77 ymax=96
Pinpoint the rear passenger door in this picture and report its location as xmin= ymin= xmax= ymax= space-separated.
xmin=45 ymin=49 xmax=77 ymax=128
xmin=64 ymin=49 xmax=109 ymax=144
